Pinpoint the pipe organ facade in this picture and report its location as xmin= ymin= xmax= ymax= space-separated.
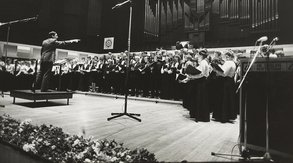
xmin=151 ymin=0 xmax=283 ymax=48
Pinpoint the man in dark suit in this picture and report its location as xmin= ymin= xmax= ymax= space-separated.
xmin=36 ymin=31 xmax=80 ymax=92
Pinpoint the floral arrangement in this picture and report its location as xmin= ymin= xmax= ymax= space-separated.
xmin=0 ymin=114 xmax=157 ymax=163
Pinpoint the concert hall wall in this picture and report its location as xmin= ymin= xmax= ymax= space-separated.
xmin=0 ymin=0 xmax=42 ymax=46
xmin=1 ymin=0 xmax=293 ymax=53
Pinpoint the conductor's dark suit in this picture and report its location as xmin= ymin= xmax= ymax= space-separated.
xmin=36 ymin=38 xmax=69 ymax=92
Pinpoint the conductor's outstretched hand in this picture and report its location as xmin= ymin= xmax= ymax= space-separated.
xmin=70 ymin=39 xmax=80 ymax=43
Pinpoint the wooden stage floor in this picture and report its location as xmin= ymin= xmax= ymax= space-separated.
xmin=0 ymin=93 xmax=240 ymax=162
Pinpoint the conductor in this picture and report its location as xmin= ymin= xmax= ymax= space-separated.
xmin=36 ymin=31 xmax=80 ymax=92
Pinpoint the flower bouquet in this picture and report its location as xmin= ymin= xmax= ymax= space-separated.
xmin=0 ymin=114 xmax=157 ymax=163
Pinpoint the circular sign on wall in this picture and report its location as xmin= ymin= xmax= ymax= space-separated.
xmin=104 ymin=37 xmax=114 ymax=50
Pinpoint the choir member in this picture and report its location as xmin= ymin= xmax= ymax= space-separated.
xmin=185 ymin=49 xmax=211 ymax=122
xmin=212 ymin=50 xmax=237 ymax=123
xmin=150 ymin=53 xmax=163 ymax=98
xmin=208 ymin=51 xmax=224 ymax=113
xmin=172 ymin=54 xmax=183 ymax=100
xmin=160 ymin=55 xmax=173 ymax=99
xmin=181 ymin=54 xmax=195 ymax=109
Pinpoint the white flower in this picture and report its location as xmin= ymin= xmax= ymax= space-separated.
xmin=44 ymin=140 xmax=50 ymax=146
xmin=76 ymin=152 xmax=84 ymax=159
xmin=94 ymin=141 xmax=101 ymax=148
xmin=31 ymin=147 xmax=38 ymax=154
xmin=72 ymin=139 xmax=80 ymax=147
xmin=92 ymin=146 xmax=101 ymax=154
xmin=110 ymin=157 xmax=118 ymax=162
xmin=32 ymin=140 xmax=36 ymax=144
xmin=21 ymin=118 xmax=32 ymax=125
xmin=18 ymin=128 xmax=23 ymax=133
xmin=65 ymin=137 xmax=70 ymax=141
xmin=23 ymin=143 xmax=30 ymax=152
xmin=125 ymin=155 xmax=131 ymax=161
xmin=84 ymin=158 xmax=91 ymax=163
xmin=22 ymin=143 xmax=37 ymax=154
xmin=12 ymin=132 xmax=17 ymax=136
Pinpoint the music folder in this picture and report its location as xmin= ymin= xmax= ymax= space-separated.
xmin=211 ymin=63 xmax=224 ymax=73
xmin=177 ymin=73 xmax=187 ymax=81
xmin=185 ymin=65 xmax=201 ymax=75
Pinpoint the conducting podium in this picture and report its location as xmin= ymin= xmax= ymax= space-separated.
xmin=239 ymin=57 xmax=293 ymax=159
xmin=10 ymin=59 xmax=73 ymax=105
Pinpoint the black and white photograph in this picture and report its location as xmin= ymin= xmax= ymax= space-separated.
xmin=0 ymin=0 xmax=293 ymax=162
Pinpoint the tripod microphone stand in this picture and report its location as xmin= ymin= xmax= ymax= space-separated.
xmin=107 ymin=0 xmax=141 ymax=122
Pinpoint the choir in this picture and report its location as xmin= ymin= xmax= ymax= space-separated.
xmin=0 ymin=47 xmax=240 ymax=123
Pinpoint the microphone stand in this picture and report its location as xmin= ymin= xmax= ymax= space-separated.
xmin=0 ymin=16 xmax=38 ymax=107
xmin=107 ymin=0 xmax=141 ymax=122
xmin=212 ymin=41 xmax=265 ymax=161
xmin=237 ymin=41 xmax=265 ymax=160
xmin=0 ymin=16 xmax=38 ymax=64
xmin=262 ymin=39 xmax=276 ymax=162
xmin=238 ymin=40 xmax=274 ymax=161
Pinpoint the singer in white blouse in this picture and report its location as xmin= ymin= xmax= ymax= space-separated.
xmin=186 ymin=49 xmax=211 ymax=122
xmin=187 ymin=51 xmax=210 ymax=80
xmin=214 ymin=51 xmax=236 ymax=78
xmin=212 ymin=50 xmax=238 ymax=123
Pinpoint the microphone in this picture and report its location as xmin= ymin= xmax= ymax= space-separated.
xmin=272 ymin=37 xmax=279 ymax=42
xmin=112 ymin=0 xmax=131 ymax=10
xmin=257 ymin=36 xmax=268 ymax=42
xmin=112 ymin=4 xmax=121 ymax=9
xmin=267 ymin=37 xmax=279 ymax=50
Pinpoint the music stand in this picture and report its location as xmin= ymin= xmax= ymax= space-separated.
xmin=107 ymin=0 xmax=141 ymax=122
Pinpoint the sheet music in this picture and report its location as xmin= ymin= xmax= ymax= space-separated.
xmin=54 ymin=59 xmax=67 ymax=65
